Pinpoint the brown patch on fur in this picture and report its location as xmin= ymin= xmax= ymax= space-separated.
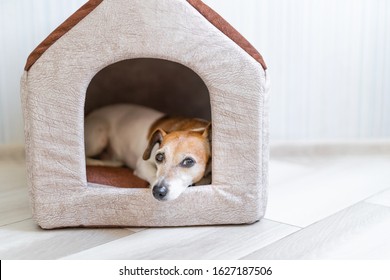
xmin=143 ymin=128 xmax=166 ymax=160
xmin=148 ymin=116 xmax=210 ymax=138
xmin=145 ymin=116 xmax=212 ymax=187
xmin=161 ymin=131 xmax=211 ymax=161
xmin=158 ymin=130 xmax=211 ymax=183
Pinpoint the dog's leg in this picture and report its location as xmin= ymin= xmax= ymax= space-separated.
xmin=84 ymin=116 xmax=109 ymax=158
xmin=134 ymin=158 xmax=157 ymax=185
xmin=84 ymin=116 xmax=124 ymax=167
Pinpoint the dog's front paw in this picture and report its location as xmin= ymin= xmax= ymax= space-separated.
xmin=134 ymin=161 xmax=156 ymax=186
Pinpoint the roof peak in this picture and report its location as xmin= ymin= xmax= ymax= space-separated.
xmin=25 ymin=0 xmax=266 ymax=71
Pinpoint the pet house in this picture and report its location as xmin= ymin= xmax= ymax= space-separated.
xmin=21 ymin=0 xmax=269 ymax=229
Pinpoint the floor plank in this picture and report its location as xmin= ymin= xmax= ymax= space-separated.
xmin=0 ymin=188 xmax=31 ymax=226
xmin=62 ymin=219 xmax=299 ymax=260
xmin=366 ymin=188 xmax=390 ymax=208
xmin=242 ymin=202 xmax=390 ymax=259
xmin=266 ymin=155 xmax=390 ymax=227
xmin=0 ymin=159 xmax=31 ymax=226
xmin=2 ymin=150 xmax=390 ymax=260
xmin=0 ymin=219 xmax=139 ymax=259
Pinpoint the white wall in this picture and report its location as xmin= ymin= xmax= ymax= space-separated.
xmin=205 ymin=0 xmax=390 ymax=141
xmin=0 ymin=0 xmax=85 ymax=144
xmin=0 ymin=0 xmax=389 ymax=145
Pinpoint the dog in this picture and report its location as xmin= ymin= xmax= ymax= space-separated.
xmin=84 ymin=104 xmax=211 ymax=201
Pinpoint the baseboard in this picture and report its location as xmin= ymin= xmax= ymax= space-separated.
xmin=0 ymin=144 xmax=25 ymax=160
xmin=270 ymin=139 xmax=390 ymax=157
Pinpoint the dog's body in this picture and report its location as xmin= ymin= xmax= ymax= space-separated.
xmin=85 ymin=104 xmax=211 ymax=201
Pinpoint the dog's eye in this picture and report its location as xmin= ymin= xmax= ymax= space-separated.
xmin=181 ymin=157 xmax=196 ymax=168
xmin=155 ymin=153 xmax=165 ymax=163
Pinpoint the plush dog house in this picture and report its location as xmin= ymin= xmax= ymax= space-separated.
xmin=21 ymin=0 xmax=269 ymax=229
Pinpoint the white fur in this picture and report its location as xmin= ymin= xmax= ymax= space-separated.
xmin=161 ymin=176 xmax=191 ymax=201
xmin=85 ymin=104 xmax=163 ymax=184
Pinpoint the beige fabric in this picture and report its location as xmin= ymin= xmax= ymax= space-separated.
xmin=21 ymin=0 xmax=269 ymax=228
xmin=24 ymin=0 xmax=267 ymax=71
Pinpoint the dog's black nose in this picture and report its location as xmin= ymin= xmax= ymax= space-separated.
xmin=153 ymin=184 xmax=168 ymax=200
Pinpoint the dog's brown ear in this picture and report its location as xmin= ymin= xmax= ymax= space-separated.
xmin=143 ymin=129 xmax=166 ymax=160
xmin=202 ymin=123 xmax=212 ymax=143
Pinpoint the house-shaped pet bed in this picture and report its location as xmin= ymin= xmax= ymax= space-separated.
xmin=21 ymin=0 xmax=269 ymax=229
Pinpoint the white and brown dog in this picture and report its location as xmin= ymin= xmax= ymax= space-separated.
xmin=84 ymin=104 xmax=211 ymax=201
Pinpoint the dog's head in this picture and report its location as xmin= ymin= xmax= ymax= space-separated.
xmin=143 ymin=124 xmax=211 ymax=201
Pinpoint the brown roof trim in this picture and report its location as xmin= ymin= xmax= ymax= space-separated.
xmin=25 ymin=0 xmax=266 ymax=71
xmin=187 ymin=0 xmax=267 ymax=70
xmin=24 ymin=0 xmax=103 ymax=71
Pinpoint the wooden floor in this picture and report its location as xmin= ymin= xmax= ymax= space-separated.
xmin=1 ymin=144 xmax=390 ymax=260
